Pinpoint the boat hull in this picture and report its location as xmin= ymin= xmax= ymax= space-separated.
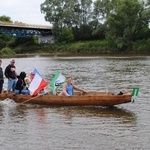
xmin=0 ymin=92 xmax=132 ymax=107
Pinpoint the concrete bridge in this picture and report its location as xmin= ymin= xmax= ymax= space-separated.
xmin=0 ymin=21 xmax=54 ymax=43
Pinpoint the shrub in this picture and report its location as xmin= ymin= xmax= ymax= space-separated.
xmin=0 ymin=47 xmax=15 ymax=55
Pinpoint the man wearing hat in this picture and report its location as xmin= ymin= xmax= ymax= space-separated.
xmin=4 ymin=59 xmax=17 ymax=93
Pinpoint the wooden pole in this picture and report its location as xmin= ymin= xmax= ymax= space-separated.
xmin=17 ymin=95 xmax=41 ymax=106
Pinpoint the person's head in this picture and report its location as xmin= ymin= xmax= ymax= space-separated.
xmin=24 ymin=77 xmax=31 ymax=83
xmin=67 ymin=77 xmax=72 ymax=84
xmin=19 ymin=71 xmax=26 ymax=80
xmin=10 ymin=59 xmax=15 ymax=66
xmin=30 ymin=72 xmax=35 ymax=80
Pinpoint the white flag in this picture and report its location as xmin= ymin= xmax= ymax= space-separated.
xmin=50 ymin=71 xmax=66 ymax=94
xmin=29 ymin=68 xmax=48 ymax=96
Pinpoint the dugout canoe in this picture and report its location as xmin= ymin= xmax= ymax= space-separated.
xmin=0 ymin=91 xmax=132 ymax=107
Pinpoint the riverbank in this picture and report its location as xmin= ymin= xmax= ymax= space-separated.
xmin=1 ymin=51 xmax=150 ymax=59
xmin=9 ymin=53 xmax=150 ymax=58
xmin=0 ymin=39 xmax=150 ymax=57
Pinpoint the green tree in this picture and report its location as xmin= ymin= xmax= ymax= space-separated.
xmin=41 ymin=0 xmax=75 ymax=39
xmin=41 ymin=0 xmax=75 ymax=29
xmin=93 ymin=0 xmax=113 ymax=22
xmin=146 ymin=0 xmax=150 ymax=5
xmin=58 ymin=28 xmax=74 ymax=43
xmin=41 ymin=0 xmax=93 ymax=28
xmin=11 ymin=36 xmax=38 ymax=47
xmin=41 ymin=0 xmax=93 ymax=40
xmin=106 ymin=0 xmax=150 ymax=51
xmin=0 ymin=16 xmax=13 ymax=50
xmin=74 ymin=0 xmax=93 ymax=26
xmin=72 ymin=24 xmax=93 ymax=41
xmin=92 ymin=23 xmax=107 ymax=40
xmin=0 ymin=15 xmax=12 ymax=22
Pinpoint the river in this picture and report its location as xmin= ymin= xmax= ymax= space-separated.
xmin=0 ymin=55 xmax=149 ymax=150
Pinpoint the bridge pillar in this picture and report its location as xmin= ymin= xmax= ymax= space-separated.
xmin=38 ymin=35 xmax=54 ymax=44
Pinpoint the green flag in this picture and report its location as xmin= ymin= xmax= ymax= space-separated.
xmin=132 ymin=88 xmax=139 ymax=96
xmin=131 ymin=88 xmax=139 ymax=103
xmin=50 ymin=71 xmax=66 ymax=95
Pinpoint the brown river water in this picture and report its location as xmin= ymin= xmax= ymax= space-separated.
xmin=0 ymin=55 xmax=149 ymax=150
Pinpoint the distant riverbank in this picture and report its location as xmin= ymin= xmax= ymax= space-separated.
xmin=0 ymin=40 xmax=150 ymax=57
xmin=1 ymin=51 xmax=150 ymax=59
xmin=1 ymin=52 xmax=149 ymax=59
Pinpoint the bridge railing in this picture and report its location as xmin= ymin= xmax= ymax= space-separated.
xmin=0 ymin=21 xmax=52 ymax=29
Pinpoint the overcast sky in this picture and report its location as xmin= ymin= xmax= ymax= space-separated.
xmin=0 ymin=0 xmax=50 ymax=26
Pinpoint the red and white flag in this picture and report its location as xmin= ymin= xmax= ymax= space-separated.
xmin=29 ymin=68 xmax=48 ymax=96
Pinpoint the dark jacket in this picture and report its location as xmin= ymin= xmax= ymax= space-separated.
xmin=5 ymin=64 xmax=16 ymax=79
xmin=0 ymin=67 xmax=4 ymax=82
xmin=15 ymin=72 xmax=26 ymax=94
xmin=0 ymin=66 xmax=4 ymax=93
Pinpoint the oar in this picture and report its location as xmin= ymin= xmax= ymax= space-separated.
xmin=17 ymin=95 xmax=41 ymax=106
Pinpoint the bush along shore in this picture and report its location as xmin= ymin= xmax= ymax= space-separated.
xmin=0 ymin=39 xmax=150 ymax=57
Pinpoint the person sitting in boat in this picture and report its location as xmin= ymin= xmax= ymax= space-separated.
xmin=58 ymin=76 xmax=87 ymax=96
xmin=24 ymin=77 xmax=31 ymax=89
xmin=30 ymin=71 xmax=35 ymax=81
xmin=23 ymin=71 xmax=35 ymax=89
xmin=14 ymin=71 xmax=30 ymax=95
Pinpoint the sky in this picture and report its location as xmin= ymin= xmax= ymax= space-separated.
xmin=0 ymin=0 xmax=50 ymax=26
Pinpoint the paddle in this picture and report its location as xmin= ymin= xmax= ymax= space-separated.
xmin=17 ymin=95 xmax=41 ymax=107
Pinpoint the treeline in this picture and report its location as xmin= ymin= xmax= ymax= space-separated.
xmin=41 ymin=0 xmax=150 ymax=52
xmin=0 ymin=0 xmax=150 ymax=55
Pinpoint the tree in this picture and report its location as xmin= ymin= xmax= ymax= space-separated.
xmin=58 ymin=28 xmax=74 ymax=43
xmin=72 ymin=24 xmax=93 ymax=41
xmin=93 ymin=0 xmax=113 ymax=22
xmin=41 ymin=0 xmax=75 ymax=40
xmin=41 ymin=0 xmax=93 ymax=28
xmin=41 ymin=0 xmax=93 ymax=41
xmin=74 ymin=0 xmax=93 ymax=26
xmin=0 ymin=16 xmax=13 ymax=50
xmin=146 ymin=0 xmax=150 ymax=5
xmin=41 ymin=0 xmax=75 ymax=29
xmin=106 ymin=0 xmax=150 ymax=51
xmin=0 ymin=15 xmax=12 ymax=22
xmin=92 ymin=23 xmax=107 ymax=40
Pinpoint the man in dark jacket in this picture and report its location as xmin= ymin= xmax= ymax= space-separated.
xmin=0 ymin=60 xmax=4 ymax=93
xmin=5 ymin=59 xmax=17 ymax=93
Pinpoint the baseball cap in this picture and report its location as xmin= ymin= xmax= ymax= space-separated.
xmin=11 ymin=59 xmax=15 ymax=63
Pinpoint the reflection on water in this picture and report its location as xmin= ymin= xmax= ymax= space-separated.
xmin=52 ymin=106 xmax=136 ymax=124
xmin=0 ymin=103 xmax=138 ymax=150
xmin=0 ymin=97 xmax=136 ymax=126
xmin=0 ymin=56 xmax=150 ymax=149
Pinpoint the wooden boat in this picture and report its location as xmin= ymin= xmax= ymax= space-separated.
xmin=0 ymin=91 xmax=132 ymax=107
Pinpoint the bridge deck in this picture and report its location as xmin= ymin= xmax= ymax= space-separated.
xmin=0 ymin=21 xmax=52 ymax=29
xmin=0 ymin=21 xmax=52 ymax=36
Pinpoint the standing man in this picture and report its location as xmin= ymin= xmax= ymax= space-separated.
xmin=0 ymin=60 xmax=4 ymax=93
xmin=5 ymin=59 xmax=17 ymax=93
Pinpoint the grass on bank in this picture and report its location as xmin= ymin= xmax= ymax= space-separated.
xmin=0 ymin=39 xmax=150 ymax=56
